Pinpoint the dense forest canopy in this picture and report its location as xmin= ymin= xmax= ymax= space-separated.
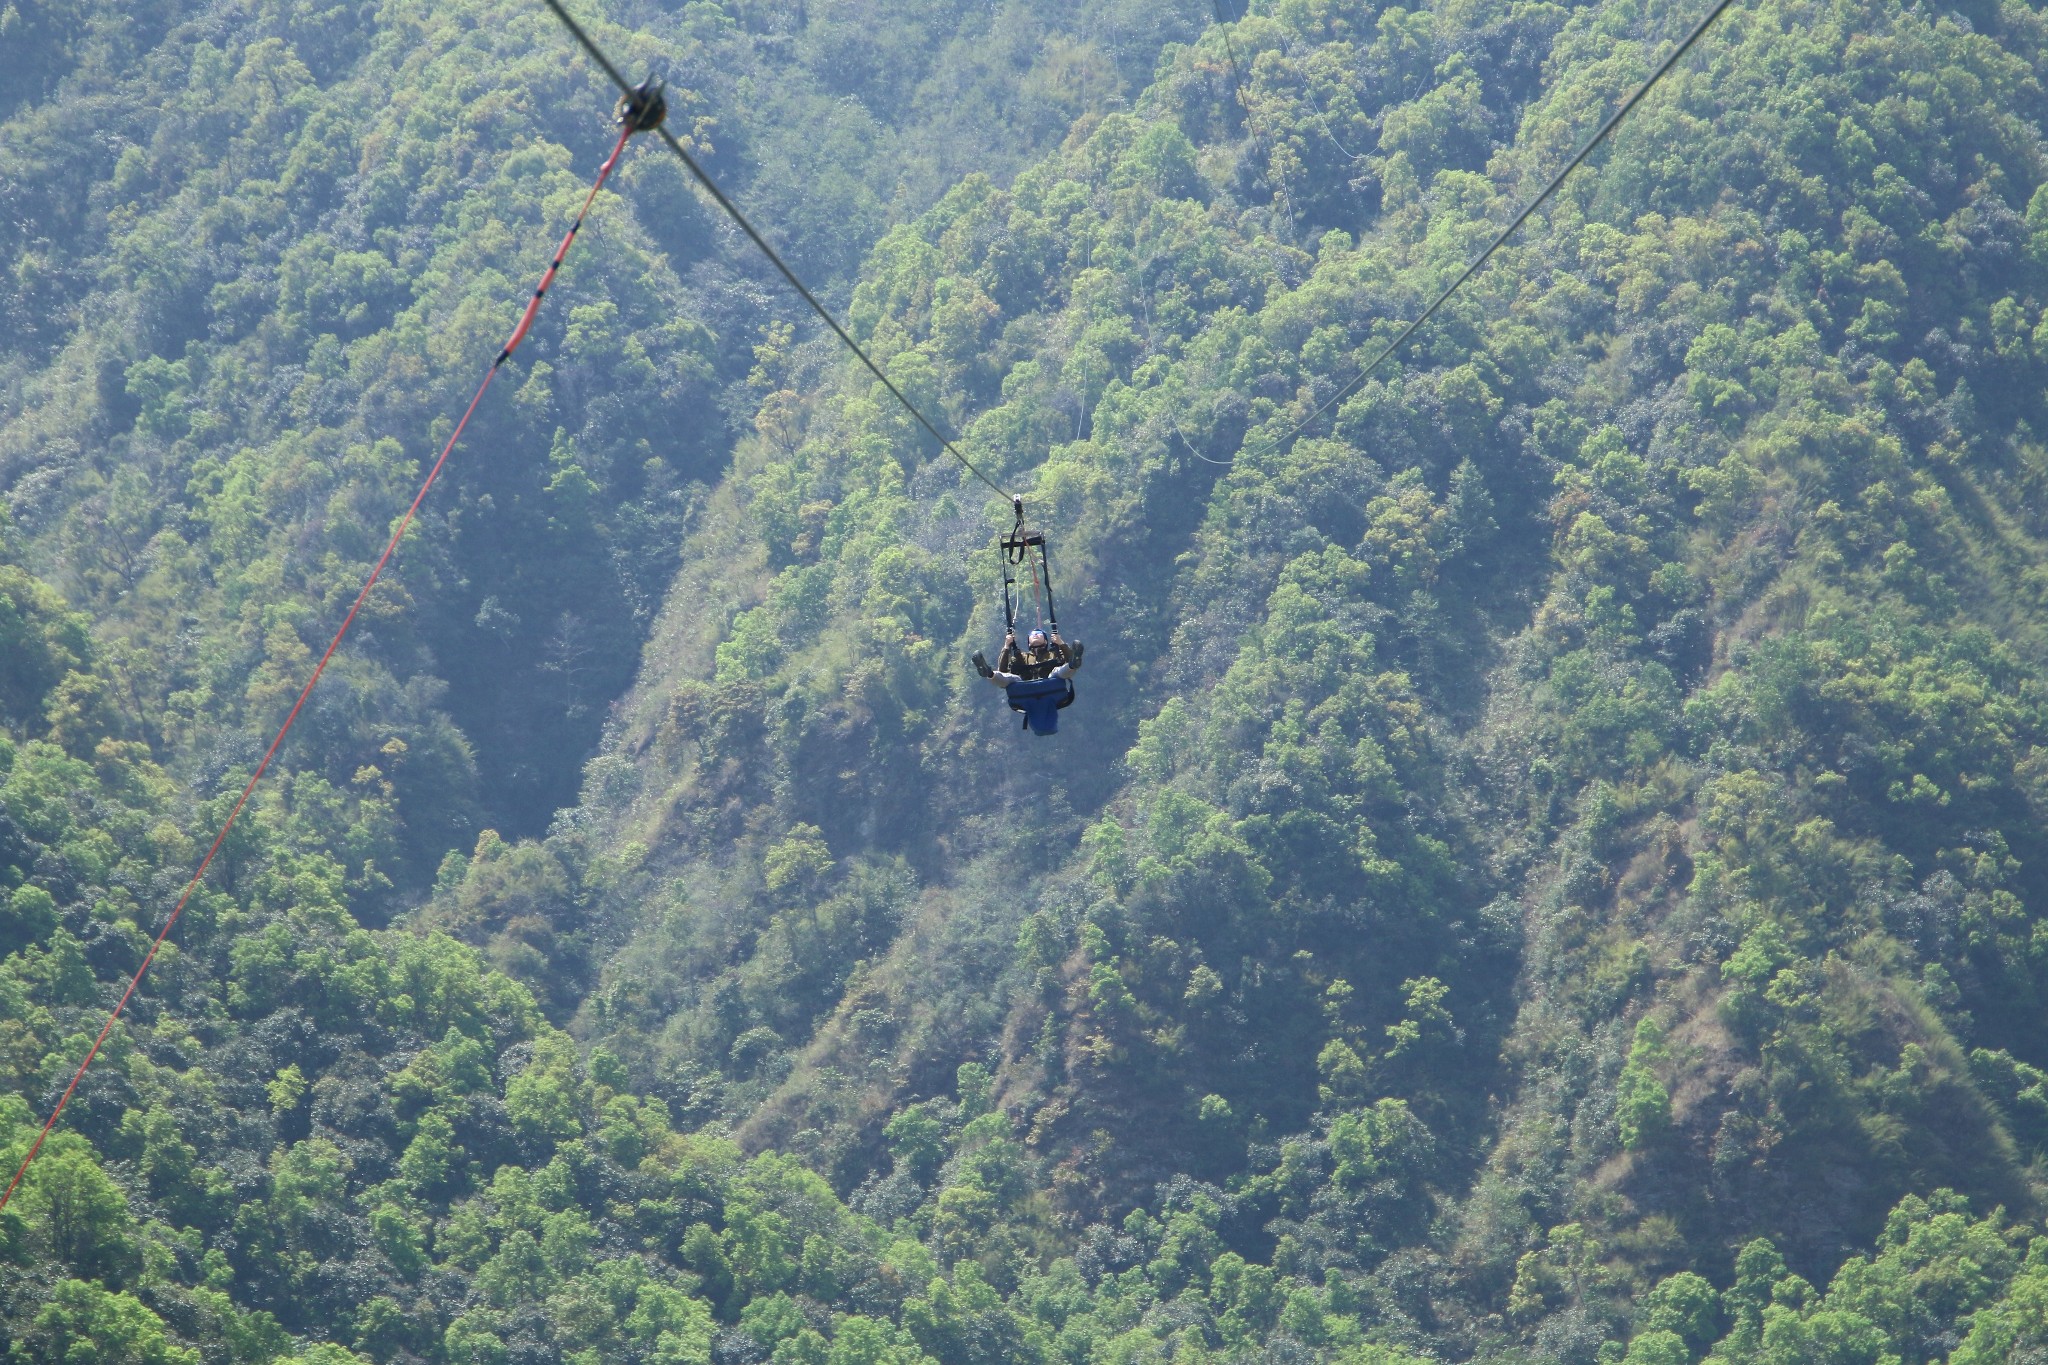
xmin=9 ymin=0 xmax=2048 ymax=1361
xmin=0 ymin=0 xmax=1195 ymax=842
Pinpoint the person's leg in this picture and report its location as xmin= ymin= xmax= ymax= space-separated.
xmin=1047 ymin=662 xmax=1071 ymax=680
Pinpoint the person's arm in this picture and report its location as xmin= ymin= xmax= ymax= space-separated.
xmin=987 ymin=632 xmax=1015 ymax=684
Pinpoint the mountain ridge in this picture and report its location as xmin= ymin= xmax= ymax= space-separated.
xmin=10 ymin=0 xmax=2048 ymax=1360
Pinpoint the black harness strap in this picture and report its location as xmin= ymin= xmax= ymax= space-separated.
xmin=1000 ymin=499 xmax=1058 ymax=636
xmin=1001 ymin=497 xmax=1024 ymax=633
xmin=1038 ymin=530 xmax=1059 ymax=634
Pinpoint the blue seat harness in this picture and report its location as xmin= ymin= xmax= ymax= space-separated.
xmin=1006 ymin=675 xmax=1075 ymax=735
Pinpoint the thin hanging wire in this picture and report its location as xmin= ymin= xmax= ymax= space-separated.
xmin=1284 ymin=39 xmax=1366 ymax=164
xmin=1180 ymin=0 xmax=1740 ymax=467
xmin=1209 ymin=0 xmax=1300 ymax=228
xmin=0 ymin=123 xmax=643 ymax=1214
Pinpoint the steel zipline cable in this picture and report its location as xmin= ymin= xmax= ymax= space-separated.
xmin=0 ymin=120 xmax=647 ymax=1215
xmin=1184 ymin=0 xmax=1740 ymax=466
xmin=536 ymin=0 xmax=1013 ymax=502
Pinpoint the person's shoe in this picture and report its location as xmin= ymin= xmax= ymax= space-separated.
xmin=1069 ymin=640 xmax=1084 ymax=666
xmin=972 ymin=651 xmax=994 ymax=679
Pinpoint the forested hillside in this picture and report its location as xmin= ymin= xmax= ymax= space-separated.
xmin=10 ymin=0 xmax=2048 ymax=1361
xmin=0 ymin=0 xmax=1191 ymax=843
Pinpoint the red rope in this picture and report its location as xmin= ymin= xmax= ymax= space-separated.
xmin=0 ymin=124 xmax=635 ymax=1214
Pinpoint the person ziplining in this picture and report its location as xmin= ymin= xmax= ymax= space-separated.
xmin=973 ymin=499 xmax=1084 ymax=734
xmin=534 ymin=0 xmax=1093 ymax=740
xmin=981 ymin=629 xmax=1083 ymax=733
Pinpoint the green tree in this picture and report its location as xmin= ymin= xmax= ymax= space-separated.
xmin=12 ymin=1279 xmax=199 ymax=1365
